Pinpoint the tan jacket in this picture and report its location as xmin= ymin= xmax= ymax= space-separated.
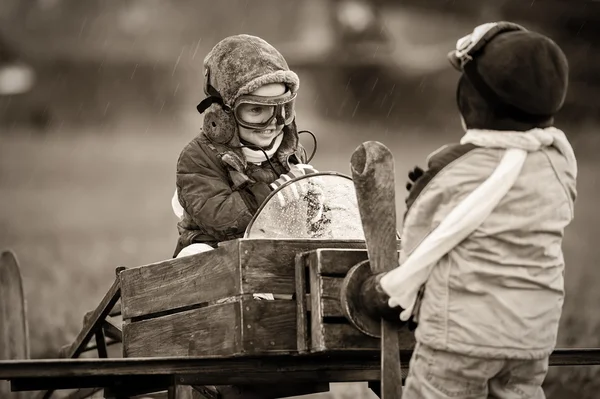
xmin=402 ymin=137 xmax=577 ymax=359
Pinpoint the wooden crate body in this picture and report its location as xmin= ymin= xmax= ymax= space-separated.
xmin=120 ymin=238 xmax=366 ymax=358
xmin=295 ymin=248 xmax=416 ymax=353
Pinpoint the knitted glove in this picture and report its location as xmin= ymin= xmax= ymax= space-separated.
xmin=406 ymin=166 xmax=424 ymax=191
xmin=270 ymin=164 xmax=319 ymax=207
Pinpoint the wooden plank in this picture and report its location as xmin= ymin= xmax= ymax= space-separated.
xmin=0 ymin=250 xmax=29 ymax=399
xmin=239 ymin=299 xmax=297 ymax=354
xmin=322 ymin=298 xmax=343 ymax=318
xmin=0 ymin=347 xmax=593 ymax=378
xmin=321 ymin=276 xmax=343 ymax=318
xmin=309 ymin=254 xmax=325 ymax=353
xmin=124 ymin=302 xmax=241 ymax=358
xmin=0 ymin=348 xmax=594 ymax=391
xmin=313 ymin=248 xmax=400 ymax=275
xmin=294 ymin=253 xmax=309 ymax=353
xmin=125 ymin=297 xmax=298 ymax=359
xmin=314 ymin=249 xmax=370 ymax=275
xmin=3 ymin=351 xmax=415 ymax=392
xmin=103 ymin=316 xmax=122 ymax=342
xmin=120 ymin=244 xmax=240 ymax=319
xmin=315 ymin=324 xmax=415 ymax=352
xmin=316 ymin=323 xmax=379 ymax=351
xmin=240 ymin=240 xmax=366 ymax=295
xmin=83 ymin=304 xmax=121 ymax=326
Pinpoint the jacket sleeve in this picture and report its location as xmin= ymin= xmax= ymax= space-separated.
xmin=176 ymin=140 xmax=258 ymax=240
xmin=401 ymin=143 xmax=482 ymax=258
xmin=382 ymin=146 xmax=518 ymax=316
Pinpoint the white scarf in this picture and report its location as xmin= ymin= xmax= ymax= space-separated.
xmin=380 ymin=127 xmax=576 ymax=321
xmin=242 ymin=133 xmax=284 ymax=164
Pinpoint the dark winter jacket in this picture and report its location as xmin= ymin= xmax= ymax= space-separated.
xmin=173 ymin=126 xmax=306 ymax=257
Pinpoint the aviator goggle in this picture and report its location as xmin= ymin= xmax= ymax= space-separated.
xmin=232 ymin=90 xmax=297 ymax=130
xmin=446 ymin=21 xmax=549 ymax=123
xmin=196 ymin=74 xmax=297 ymax=130
xmin=447 ymin=21 xmax=527 ymax=71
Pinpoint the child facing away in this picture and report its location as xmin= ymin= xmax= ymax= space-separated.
xmin=375 ymin=22 xmax=577 ymax=398
xmin=172 ymin=34 xmax=318 ymax=259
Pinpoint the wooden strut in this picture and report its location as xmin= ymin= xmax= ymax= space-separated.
xmin=37 ymin=267 xmax=124 ymax=399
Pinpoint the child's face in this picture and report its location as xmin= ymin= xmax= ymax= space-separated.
xmin=237 ymin=83 xmax=286 ymax=148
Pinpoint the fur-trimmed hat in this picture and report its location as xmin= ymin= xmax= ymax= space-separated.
xmin=198 ymin=34 xmax=303 ymax=172
xmin=203 ymin=34 xmax=300 ymax=106
xmin=453 ymin=25 xmax=569 ymax=128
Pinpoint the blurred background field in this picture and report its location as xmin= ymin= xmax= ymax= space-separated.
xmin=1 ymin=0 xmax=600 ymax=397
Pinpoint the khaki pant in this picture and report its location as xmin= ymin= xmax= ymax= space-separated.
xmin=403 ymin=342 xmax=549 ymax=399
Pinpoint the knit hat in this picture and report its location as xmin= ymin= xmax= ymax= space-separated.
xmin=449 ymin=22 xmax=569 ymax=126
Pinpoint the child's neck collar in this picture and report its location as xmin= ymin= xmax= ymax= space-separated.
xmin=241 ymin=134 xmax=284 ymax=164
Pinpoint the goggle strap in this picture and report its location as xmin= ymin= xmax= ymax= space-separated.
xmin=196 ymin=84 xmax=231 ymax=114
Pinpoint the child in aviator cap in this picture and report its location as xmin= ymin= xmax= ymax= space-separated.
xmin=172 ymin=34 xmax=317 ymax=258
xmin=373 ymin=22 xmax=577 ymax=398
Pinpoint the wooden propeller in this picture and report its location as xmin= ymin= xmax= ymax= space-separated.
xmin=349 ymin=141 xmax=402 ymax=398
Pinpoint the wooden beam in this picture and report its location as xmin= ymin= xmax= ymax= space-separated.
xmin=0 ymin=352 xmax=400 ymax=379
xmin=95 ymin=330 xmax=108 ymax=359
xmin=63 ymin=278 xmax=121 ymax=359
xmin=0 ymin=348 xmax=598 ymax=393
xmin=103 ymin=316 xmax=122 ymax=342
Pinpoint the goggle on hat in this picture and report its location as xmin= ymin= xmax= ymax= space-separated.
xmin=197 ymin=68 xmax=296 ymax=130
xmin=447 ymin=21 xmax=554 ymax=123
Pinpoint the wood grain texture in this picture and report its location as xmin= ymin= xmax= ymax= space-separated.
xmin=295 ymin=253 xmax=310 ymax=353
xmin=123 ymin=301 xmax=241 ymax=358
xmin=340 ymin=261 xmax=382 ymax=338
xmin=120 ymin=244 xmax=241 ymax=319
xmin=240 ymin=300 xmax=297 ymax=354
xmin=313 ymin=248 xmax=401 ymax=275
xmin=1 ymin=349 xmax=593 ymax=393
xmin=350 ymin=141 xmax=402 ymax=398
xmin=350 ymin=142 xmax=399 ymax=275
xmin=123 ymin=298 xmax=298 ymax=358
xmin=121 ymin=240 xmax=367 ymax=320
xmin=239 ymin=239 xmax=366 ymax=295
xmin=304 ymin=248 xmax=415 ymax=353
xmin=309 ymin=254 xmax=325 ymax=354
xmin=0 ymin=250 xmax=29 ymax=399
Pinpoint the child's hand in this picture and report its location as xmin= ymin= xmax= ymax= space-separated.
xmin=270 ymin=164 xmax=319 ymax=190
xmin=360 ymin=273 xmax=406 ymax=324
xmin=406 ymin=166 xmax=425 ymax=191
xmin=270 ymin=164 xmax=319 ymax=207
